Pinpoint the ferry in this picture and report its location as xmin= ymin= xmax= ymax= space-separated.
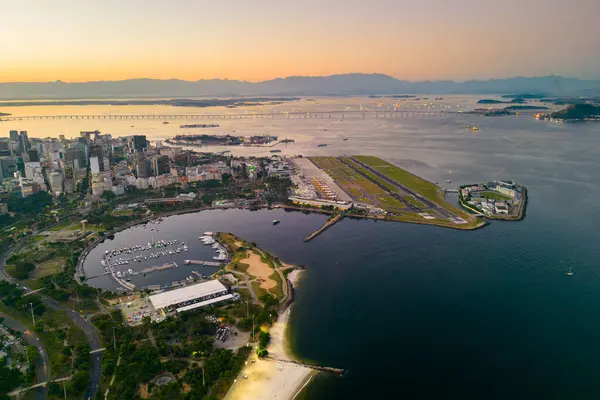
xmin=317 ymin=144 xmax=328 ymax=147
xmin=270 ymin=149 xmax=282 ymax=153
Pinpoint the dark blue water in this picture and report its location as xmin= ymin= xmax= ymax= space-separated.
xmin=82 ymin=209 xmax=329 ymax=289
xmin=83 ymin=116 xmax=600 ymax=398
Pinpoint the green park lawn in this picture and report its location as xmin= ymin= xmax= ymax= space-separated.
xmin=30 ymin=258 xmax=65 ymax=279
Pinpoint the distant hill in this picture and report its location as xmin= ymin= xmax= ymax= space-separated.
xmin=1 ymin=74 xmax=600 ymax=100
xmin=551 ymin=104 xmax=600 ymax=120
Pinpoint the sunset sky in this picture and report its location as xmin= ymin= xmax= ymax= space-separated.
xmin=1 ymin=0 xmax=599 ymax=83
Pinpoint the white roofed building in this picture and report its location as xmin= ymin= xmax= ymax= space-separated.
xmin=148 ymin=280 xmax=233 ymax=314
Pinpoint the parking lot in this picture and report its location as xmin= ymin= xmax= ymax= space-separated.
xmin=121 ymin=297 xmax=165 ymax=326
xmin=292 ymin=157 xmax=352 ymax=202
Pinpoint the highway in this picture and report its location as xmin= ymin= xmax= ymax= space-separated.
xmin=0 ymin=312 xmax=49 ymax=400
xmin=0 ymin=251 xmax=103 ymax=400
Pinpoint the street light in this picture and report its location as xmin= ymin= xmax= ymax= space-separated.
xmin=29 ymin=303 xmax=35 ymax=327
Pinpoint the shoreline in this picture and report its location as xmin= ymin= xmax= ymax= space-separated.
xmin=225 ymin=269 xmax=315 ymax=400
xmin=77 ymin=204 xmax=488 ymax=289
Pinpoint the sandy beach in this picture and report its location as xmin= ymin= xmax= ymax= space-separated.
xmin=225 ymin=270 xmax=314 ymax=400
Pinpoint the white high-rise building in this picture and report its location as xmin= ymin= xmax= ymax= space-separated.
xmin=90 ymin=156 xmax=100 ymax=174
xmin=48 ymin=172 xmax=63 ymax=195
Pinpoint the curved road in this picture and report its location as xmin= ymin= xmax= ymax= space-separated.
xmin=0 ymin=251 xmax=103 ymax=400
xmin=0 ymin=312 xmax=49 ymax=400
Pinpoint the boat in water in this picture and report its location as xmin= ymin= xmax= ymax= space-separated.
xmin=270 ymin=149 xmax=282 ymax=153
xmin=317 ymin=144 xmax=328 ymax=147
xmin=273 ymin=219 xmax=280 ymax=225
xmin=567 ymin=267 xmax=574 ymax=276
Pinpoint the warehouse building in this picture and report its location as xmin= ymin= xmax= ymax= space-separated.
xmin=148 ymin=280 xmax=234 ymax=314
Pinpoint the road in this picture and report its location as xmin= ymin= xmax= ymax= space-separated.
xmin=0 ymin=312 xmax=49 ymax=400
xmin=0 ymin=251 xmax=103 ymax=400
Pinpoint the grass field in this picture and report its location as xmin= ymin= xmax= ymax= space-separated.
xmin=353 ymin=155 xmax=441 ymax=201
xmin=251 ymin=282 xmax=268 ymax=299
xmin=353 ymin=155 xmax=476 ymax=221
xmin=47 ymin=222 xmax=80 ymax=231
xmin=478 ymin=191 xmax=512 ymax=201
xmin=310 ymin=155 xmax=483 ymax=229
xmin=31 ymin=258 xmax=65 ymax=279
xmin=267 ymin=271 xmax=284 ymax=299
xmin=310 ymin=156 xmax=404 ymax=211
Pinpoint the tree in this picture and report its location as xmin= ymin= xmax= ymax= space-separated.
xmin=221 ymin=173 xmax=232 ymax=183
xmin=101 ymin=190 xmax=117 ymax=202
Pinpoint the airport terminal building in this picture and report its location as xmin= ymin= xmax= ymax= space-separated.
xmin=149 ymin=280 xmax=234 ymax=314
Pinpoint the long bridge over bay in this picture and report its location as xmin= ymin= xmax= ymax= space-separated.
xmin=0 ymin=110 xmax=465 ymax=121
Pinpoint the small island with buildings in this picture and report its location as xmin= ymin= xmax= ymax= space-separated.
xmin=459 ymin=180 xmax=526 ymax=220
xmin=165 ymin=133 xmax=279 ymax=147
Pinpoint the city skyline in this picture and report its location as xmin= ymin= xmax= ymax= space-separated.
xmin=2 ymin=0 xmax=600 ymax=83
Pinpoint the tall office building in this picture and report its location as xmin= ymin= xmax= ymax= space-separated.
xmin=0 ymin=139 xmax=11 ymax=156
xmin=65 ymin=146 xmax=86 ymax=169
xmin=18 ymin=131 xmax=30 ymax=154
xmin=90 ymin=156 xmax=101 ymax=175
xmin=0 ymin=156 xmax=17 ymax=181
xmin=48 ymin=172 xmax=63 ymax=195
xmin=135 ymin=153 xmax=150 ymax=179
xmin=27 ymin=149 xmax=40 ymax=162
xmin=150 ymin=155 xmax=170 ymax=176
xmin=128 ymin=135 xmax=147 ymax=153
xmin=9 ymin=130 xmax=19 ymax=142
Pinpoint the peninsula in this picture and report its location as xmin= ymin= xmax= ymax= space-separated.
xmin=290 ymin=155 xmax=485 ymax=230
xmin=548 ymin=104 xmax=600 ymax=121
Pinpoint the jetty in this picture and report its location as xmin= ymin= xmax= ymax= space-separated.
xmin=140 ymin=262 xmax=178 ymax=274
xmin=184 ymin=260 xmax=223 ymax=267
xmin=272 ymin=358 xmax=346 ymax=376
xmin=304 ymin=214 xmax=343 ymax=242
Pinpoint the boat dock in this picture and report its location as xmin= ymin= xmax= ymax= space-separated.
xmin=184 ymin=260 xmax=223 ymax=267
xmin=140 ymin=262 xmax=179 ymax=274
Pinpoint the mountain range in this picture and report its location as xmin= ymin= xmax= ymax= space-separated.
xmin=1 ymin=74 xmax=599 ymax=100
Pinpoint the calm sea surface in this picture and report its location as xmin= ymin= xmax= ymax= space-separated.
xmin=32 ymin=97 xmax=600 ymax=398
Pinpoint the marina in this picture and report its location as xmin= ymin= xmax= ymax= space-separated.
xmin=97 ymin=230 xmax=229 ymax=290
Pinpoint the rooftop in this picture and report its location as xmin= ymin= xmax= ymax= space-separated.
xmin=149 ymin=280 xmax=227 ymax=310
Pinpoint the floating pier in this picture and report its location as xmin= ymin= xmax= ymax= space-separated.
xmin=184 ymin=260 xmax=223 ymax=267
xmin=140 ymin=262 xmax=179 ymax=275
